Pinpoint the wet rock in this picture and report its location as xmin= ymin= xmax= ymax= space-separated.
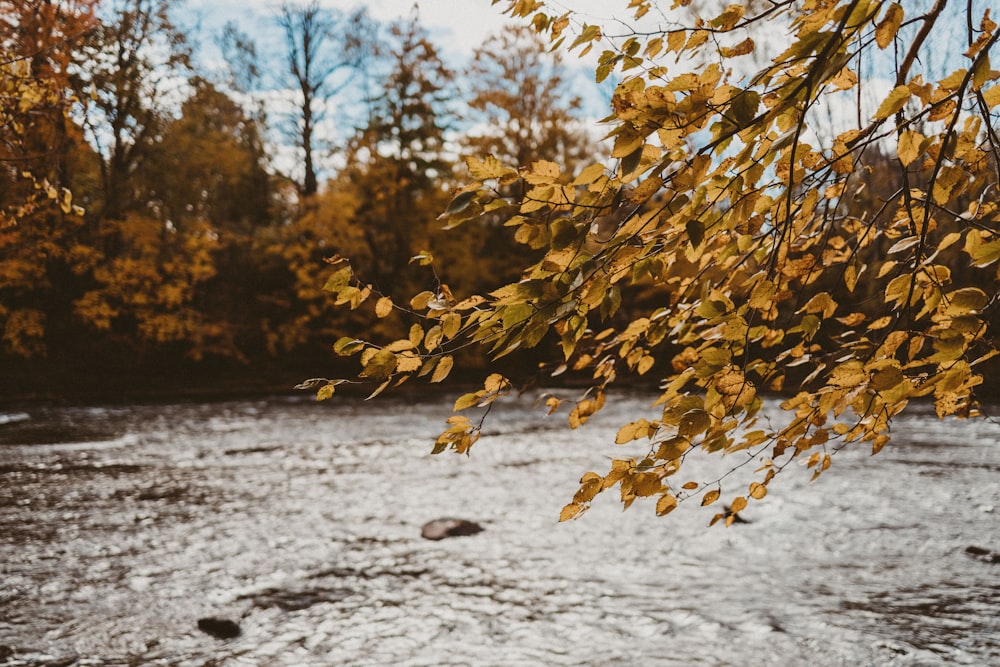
xmin=197 ymin=617 xmax=241 ymax=640
xmin=421 ymin=518 xmax=484 ymax=540
xmin=964 ymin=545 xmax=1000 ymax=564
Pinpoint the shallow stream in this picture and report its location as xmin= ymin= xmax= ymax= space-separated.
xmin=1 ymin=393 xmax=998 ymax=666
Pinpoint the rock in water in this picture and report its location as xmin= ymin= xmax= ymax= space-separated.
xmin=420 ymin=518 xmax=484 ymax=540
xmin=197 ymin=617 xmax=241 ymax=640
xmin=965 ymin=545 xmax=1000 ymax=564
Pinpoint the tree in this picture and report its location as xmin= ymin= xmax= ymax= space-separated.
xmin=276 ymin=1 xmax=372 ymax=199
xmin=135 ymin=79 xmax=275 ymax=359
xmin=459 ymin=23 xmax=601 ymax=290
xmin=319 ymin=2 xmax=998 ymax=523
xmin=72 ymin=0 xmax=190 ymax=221
xmin=463 ymin=24 xmax=594 ymax=172
xmin=0 ymin=0 xmax=98 ymax=357
xmin=339 ymin=8 xmax=457 ymax=297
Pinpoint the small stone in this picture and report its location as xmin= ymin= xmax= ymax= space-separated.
xmin=420 ymin=518 xmax=484 ymax=540
xmin=197 ymin=617 xmax=241 ymax=639
xmin=965 ymin=545 xmax=1000 ymax=564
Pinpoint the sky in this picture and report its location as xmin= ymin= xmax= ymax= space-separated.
xmin=181 ymin=0 xmax=620 ymax=180
xmin=191 ymin=0 xmax=628 ymax=61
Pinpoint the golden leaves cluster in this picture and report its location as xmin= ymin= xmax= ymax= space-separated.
xmin=318 ymin=1 xmax=1000 ymax=525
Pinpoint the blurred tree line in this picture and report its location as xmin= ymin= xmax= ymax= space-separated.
xmin=5 ymin=1 xmax=991 ymax=401
xmin=1 ymin=0 xmax=594 ymax=397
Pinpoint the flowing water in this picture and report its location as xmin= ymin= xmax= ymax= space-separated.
xmin=1 ymin=392 xmax=998 ymax=666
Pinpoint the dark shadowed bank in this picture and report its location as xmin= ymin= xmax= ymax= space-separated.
xmin=5 ymin=344 xmax=999 ymax=412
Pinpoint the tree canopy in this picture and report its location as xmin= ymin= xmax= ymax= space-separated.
xmin=317 ymin=0 xmax=1000 ymax=524
xmin=0 ymin=1 xmax=597 ymax=395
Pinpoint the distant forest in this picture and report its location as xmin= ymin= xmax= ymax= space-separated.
xmin=3 ymin=1 xmax=996 ymax=402
xmin=1 ymin=1 xmax=596 ymax=399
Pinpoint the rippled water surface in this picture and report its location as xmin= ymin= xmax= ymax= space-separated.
xmin=1 ymin=393 xmax=998 ymax=666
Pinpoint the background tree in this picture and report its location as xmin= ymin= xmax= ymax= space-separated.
xmin=460 ymin=23 xmax=600 ymax=290
xmin=463 ymin=24 xmax=593 ymax=172
xmin=0 ymin=0 xmax=97 ymax=358
xmin=137 ymin=78 xmax=275 ymax=358
xmin=73 ymin=0 xmax=190 ymax=220
xmin=318 ymin=0 xmax=1000 ymax=525
xmin=341 ymin=9 xmax=457 ymax=298
xmin=276 ymin=1 xmax=372 ymax=199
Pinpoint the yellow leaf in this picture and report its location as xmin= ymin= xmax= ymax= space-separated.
xmin=484 ymin=373 xmax=508 ymax=393
xmin=667 ymin=29 xmax=686 ymax=53
xmin=801 ymin=292 xmax=837 ymax=318
xmin=374 ymin=296 xmax=393 ymax=318
xmin=655 ymin=493 xmax=678 ymax=516
xmin=830 ymin=361 xmax=867 ymax=388
xmin=965 ymin=231 xmax=1000 ymax=267
xmin=870 ymin=366 xmax=905 ymax=392
xmin=409 ymin=251 xmax=434 ymax=266
xmin=465 ymin=154 xmax=513 ymax=180
xmin=711 ymin=4 xmax=745 ymax=31
xmin=982 ymin=85 xmax=1000 ymax=109
xmin=454 ymin=392 xmax=481 ymax=411
xmin=385 ymin=339 xmax=414 ymax=352
xmin=678 ymin=409 xmax=711 ymax=439
xmin=637 ymin=355 xmax=655 ymax=375
xmin=395 ymin=352 xmax=421 ymax=374
xmin=875 ymin=3 xmax=903 ymax=49
xmin=633 ymin=472 xmax=662 ymax=497
xmin=729 ymin=496 xmax=747 ymax=513
xmin=836 ymin=312 xmax=866 ymax=326
xmin=410 ymin=291 xmax=434 ymax=310
xmin=749 ymin=279 xmax=777 ymax=310
xmin=560 ymin=503 xmax=585 ymax=522
xmin=844 ymin=262 xmax=859 ymax=292
xmin=885 ymin=274 xmax=912 ymax=307
xmin=431 ymin=355 xmax=454 ymax=383
xmin=524 ymin=160 xmax=561 ymax=184
xmin=749 ymin=482 xmax=767 ymax=499
xmin=656 ymin=437 xmax=691 ymax=461
xmin=359 ymin=348 xmax=397 ymax=380
xmin=572 ymin=163 xmax=607 ymax=186
xmin=616 ymin=419 xmax=651 ymax=444
xmin=441 ymin=312 xmax=462 ymax=339
xmin=686 ymin=29 xmax=709 ymax=50
xmin=59 ymin=188 xmax=73 ymax=214
xmin=316 ymin=383 xmax=336 ymax=401
xmin=409 ymin=323 xmax=424 ymax=347
xmin=943 ymin=287 xmax=988 ymax=316
xmin=701 ymin=488 xmax=720 ymax=506
xmin=721 ymin=37 xmax=754 ymax=57
xmin=939 ymin=68 xmax=967 ymax=91
xmin=896 ymin=130 xmax=923 ymax=167
xmin=874 ymin=85 xmax=911 ymax=120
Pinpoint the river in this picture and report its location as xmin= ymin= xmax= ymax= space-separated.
xmin=1 ymin=392 xmax=998 ymax=666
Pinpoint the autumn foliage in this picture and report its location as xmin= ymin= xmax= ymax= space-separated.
xmin=318 ymin=0 xmax=1000 ymax=524
xmin=0 ymin=4 xmax=595 ymax=391
xmin=3 ymin=0 xmax=998 ymax=523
